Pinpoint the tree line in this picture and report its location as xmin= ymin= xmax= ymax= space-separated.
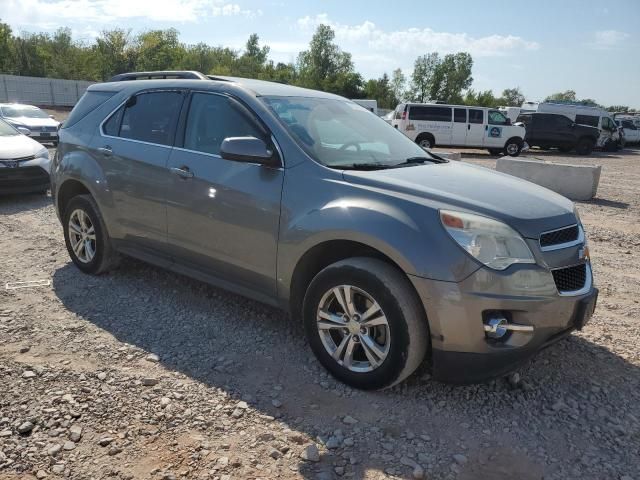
xmin=0 ymin=20 xmax=635 ymax=112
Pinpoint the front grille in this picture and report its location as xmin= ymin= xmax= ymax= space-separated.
xmin=540 ymin=225 xmax=579 ymax=248
xmin=552 ymin=264 xmax=587 ymax=292
xmin=1 ymin=155 xmax=35 ymax=163
xmin=0 ymin=166 xmax=50 ymax=189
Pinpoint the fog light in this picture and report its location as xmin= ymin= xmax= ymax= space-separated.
xmin=484 ymin=315 xmax=509 ymax=339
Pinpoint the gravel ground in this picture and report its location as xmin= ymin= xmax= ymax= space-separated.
xmin=1 ymin=146 xmax=639 ymax=480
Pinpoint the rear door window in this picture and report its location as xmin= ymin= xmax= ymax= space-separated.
xmin=454 ymin=108 xmax=467 ymax=123
xmin=409 ymin=106 xmax=452 ymax=122
xmin=106 ymin=91 xmax=184 ymax=146
xmin=469 ymin=109 xmax=484 ymax=124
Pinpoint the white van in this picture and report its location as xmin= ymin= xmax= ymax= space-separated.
xmin=391 ymin=103 xmax=527 ymax=156
xmin=525 ymin=102 xmax=620 ymax=148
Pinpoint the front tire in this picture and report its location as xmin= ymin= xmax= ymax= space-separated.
xmin=62 ymin=194 xmax=117 ymax=275
xmin=303 ymin=258 xmax=429 ymax=390
xmin=504 ymin=138 xmax=522 ymax=157
xmin=575 ymin=138 xmax=594 ymax=155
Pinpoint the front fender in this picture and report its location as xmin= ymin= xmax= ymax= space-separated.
xmin=277 ymin=163 xmax=480 ymax=303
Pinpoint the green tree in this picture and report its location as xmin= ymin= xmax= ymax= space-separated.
xmin=390 ymin=68 xmax=406 ymax=104
xmin=296 ymin=24 xmax=362 ymax=97
xmin=363 ymin=73 xmax=396 ymax=109
xmin=430 ymin=52 xmax=473 ymax=104
xmin=409 ymin=53 xmax=439 ymax=102
xmin=134 ymin=28 xmax=184 ymax=72
xmin=545 ymin=90 xmax=577 ymax=102
xmin=93 ymin=29 xmax=134 ymax=80
xmin=500 ymin=87 xmax=525 ymax=106
xmin=464 ymin=89 xmax=499 ymax=107
xmin=0 ymin=21 xmax=16 ymax=74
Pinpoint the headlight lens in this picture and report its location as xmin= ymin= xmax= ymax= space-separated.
xmin=440 ymin=210 xmax=535 ymax=270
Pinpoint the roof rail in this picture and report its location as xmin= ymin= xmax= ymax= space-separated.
xmin=108 ymin=71 xmax=209 ymax=82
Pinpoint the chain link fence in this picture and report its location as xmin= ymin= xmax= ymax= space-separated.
xmin=0 ymin=75 xmax=94 ymax=108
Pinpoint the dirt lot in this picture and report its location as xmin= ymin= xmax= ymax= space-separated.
xmin=1 ymin=147 xmax=639 ymax=480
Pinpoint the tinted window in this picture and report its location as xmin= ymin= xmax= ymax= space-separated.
xmin=575 ymin=114 xmax=599 ymax=127
xmin=409 ymin=106 xmax=451 ymax=122
xmin=103 ymin=105 xmax=124 ymax=136
xmin=63 ymin=91 xmax=115 ymax=128
xmin=601 ymin=117 xmax=615 ymax=130
xmin=516 ymin=114 xmax=531 ymax=126
xmin=488 ymin=110 xmax=508 ymax=125
xmin=454 ymin=108 xmax=467 ymax=123
xmin=469 ymin=109 xmax=484 ymax=124
xmin=117 ymin=91 xmax=183 ymax=146
xmin=553 ymin=115 xmax=573 ymax=128
xmin=184 ymin=93 xmax=266 ymax=156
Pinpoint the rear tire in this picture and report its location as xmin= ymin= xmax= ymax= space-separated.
xmin=303 ymin=257 xmax=429 ymax=390
xmin=62 ymin=194 xmax=118 ymax=275
xmin=575 ymin=138 xmax=594 ymax=155
xmin=415 ymin=134 xmax=434 ymax=150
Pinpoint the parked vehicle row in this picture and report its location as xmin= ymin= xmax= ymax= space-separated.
xmin=48 ymin=70 xmax=597 ymax=389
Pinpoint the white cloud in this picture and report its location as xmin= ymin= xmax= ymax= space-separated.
xmin=591 ymin=30 xmax=629 ymax=49
xmin=296 ymin=14 xmax=539 ymax=57
xmin=2 ymin=0 xmax=260 ymax=30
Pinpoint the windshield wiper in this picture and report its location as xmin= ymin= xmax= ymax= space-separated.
xmin=392 ymin=155 xmax=447 ymax=167
xmin=334 ymin=163 xmax=393 ymax=171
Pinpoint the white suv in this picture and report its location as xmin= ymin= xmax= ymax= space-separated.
xmin=391 ymin=103 xmax=526 ymax=156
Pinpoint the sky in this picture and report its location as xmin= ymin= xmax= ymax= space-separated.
xmin=2 ymin=0 xmax=639 ymax=107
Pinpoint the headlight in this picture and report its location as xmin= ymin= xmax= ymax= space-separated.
xmin=440 ymin=210 xmax=535 ymax=270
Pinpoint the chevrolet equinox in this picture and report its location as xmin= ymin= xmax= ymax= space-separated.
xmin=51 ymin=71 xmax=598 ymax=389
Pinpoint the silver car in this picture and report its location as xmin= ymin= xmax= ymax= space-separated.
xmin=50 ymin=71 xmax=598 ymax=389
xmin=0 ymin=103 xmax=60 ymax=145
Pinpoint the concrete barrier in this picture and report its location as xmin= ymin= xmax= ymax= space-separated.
xmin=495 ymin=157 xmax=601 ymax=200
xmin=430 ymin=150 xmax=461 ymax=161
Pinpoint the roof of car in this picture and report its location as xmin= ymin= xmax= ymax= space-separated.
xmin=92 ymin=71 xmax=344 ymax=100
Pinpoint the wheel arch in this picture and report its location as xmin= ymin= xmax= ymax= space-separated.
xmin=287 ymin=239 xmax=426 ymax=323
xmin=56 ymin=178 xmax=93 ymax=219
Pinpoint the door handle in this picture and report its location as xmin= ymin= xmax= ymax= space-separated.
xmin=170 ymin=166 xmax=194 ymax=179
xmin=467 ymin=124 xmax=470 ymax=130
xmin=98 ymin=146 xmax=112 ymax=156
xmin=485 ymin=125 xmax=488 ymax=131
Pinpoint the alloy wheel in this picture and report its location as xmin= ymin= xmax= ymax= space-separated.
xmin=316 ymin=285 xmax=391 ymax=373
xmin=68 ymin=209 xmax=96 ymax=263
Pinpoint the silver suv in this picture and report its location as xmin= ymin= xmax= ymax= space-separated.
xmin=51 ymin=71 xmax=598 ymax=389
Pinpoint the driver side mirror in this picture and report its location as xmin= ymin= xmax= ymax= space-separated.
xmin=220 ymin=136 xmax=279 ymax=167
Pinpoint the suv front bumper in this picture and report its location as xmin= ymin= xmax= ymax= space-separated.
xmin=409 ymin=262 xmax=597 ymax=383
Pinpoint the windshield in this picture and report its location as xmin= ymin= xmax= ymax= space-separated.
xmin=1 ymin=105 xmax=49 ymax=119
xmin=0 ymin=119 xmax=19 ymax=136
xmin=261 ymin=96 xmax=433 ymax=168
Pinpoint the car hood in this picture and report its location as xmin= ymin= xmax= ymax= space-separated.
xmin=342 ymin=161 xmax=576 ymax=239
xmin=5 ymin=116 xmax=59 ymax=128
xmin=0 ymin=134 xmax=47 ymax=159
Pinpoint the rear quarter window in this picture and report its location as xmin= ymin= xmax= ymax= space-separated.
xmin=575 ymin=114 xmax=599 ymax=127
xmin=62 ymin=91 xmax=116 ymax=128
xmin=409 ymin=106 xmax=452 ymax=122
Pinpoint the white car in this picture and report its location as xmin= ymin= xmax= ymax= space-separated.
xmin=392 ymin=103 xmax=527 ymax=156
xmin=0 ymin=118 xmax=51 ymax=194
xmin=0 ymin=103 xmax=60 ymax=146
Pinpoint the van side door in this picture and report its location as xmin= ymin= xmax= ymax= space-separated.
xmin=466 ymin=109 xmax=485 ymax=146
xmin=485 ymin=110 xmax=510 ymax=147
xmin=451 ymin=108 xmax=467 ymax=145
